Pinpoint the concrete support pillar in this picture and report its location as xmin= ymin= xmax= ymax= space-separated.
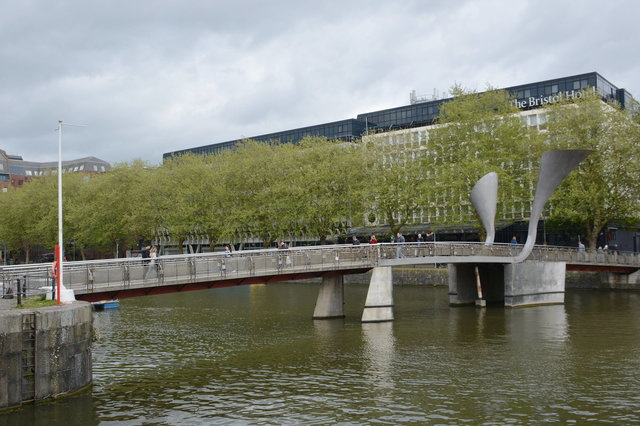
xmin=504 ymin=261 xmax=565 ymax=307
xmin=313 ymin=275 xmax=344 ymax=319
xmin=448 ymin=264 xmax=476 ymax=305
xmin=362 ymin=267 xmax=394 ymax=323
xmin=448 ymin=264 xmax=504 ymax=305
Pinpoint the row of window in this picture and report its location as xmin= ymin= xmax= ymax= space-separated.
xmin=23 ymin=164 xmax=107 ymax=176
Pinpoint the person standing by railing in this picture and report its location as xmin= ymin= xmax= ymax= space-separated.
xmin=396 ymin=232 xmax=405 ymax=258
xmin=144 ymin=246 xmax=158 ymax=279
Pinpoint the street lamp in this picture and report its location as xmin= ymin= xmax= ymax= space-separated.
xmin=55 ymin=120 xmax=85 ymax=304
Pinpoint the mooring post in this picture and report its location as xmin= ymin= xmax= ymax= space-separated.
xmin=474 ymin=266 xmax=486 ymax=307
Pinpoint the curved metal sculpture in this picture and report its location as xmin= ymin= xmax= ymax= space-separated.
xmin=470 ymin=172 xmax=498 ymax=244
xmin=513 ymin=149 xmax=591 ymax=263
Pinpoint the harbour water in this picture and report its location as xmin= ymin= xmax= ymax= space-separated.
xmin=3 ymin=281 xmax=640 ymax=424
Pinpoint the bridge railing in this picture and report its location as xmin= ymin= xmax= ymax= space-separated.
xmin=1 ymin=243 xmax=638 ymax=299
xmin=527 ymin=245 xmax=640 ymax=266
xmin=0 ymin=245 xmax=379 ymax=298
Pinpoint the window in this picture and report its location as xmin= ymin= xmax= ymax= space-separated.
xmin=538 ymin=113 xmax=547 ymax=130
xmin=552 ymin=84 xmax=558 ymax=93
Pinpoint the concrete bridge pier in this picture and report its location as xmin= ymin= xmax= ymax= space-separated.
xmin=362 ymin=267 xmax=394 ymax=322
xmin=313 ymin=275 xmax=345 ymax=319
xmin=449 ymin=261 xmax=566 ymax=307
xmin=504 ymin=261 xmax=566 ymax=307
xmin=448 ymin=264 xmax=505 ymax=305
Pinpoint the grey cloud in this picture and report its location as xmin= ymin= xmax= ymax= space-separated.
xmin=1 ymin=0 xmax=638 ymax=164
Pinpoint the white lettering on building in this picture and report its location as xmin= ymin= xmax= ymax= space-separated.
xmin=512 ymin=88 xmax=595 ymax=109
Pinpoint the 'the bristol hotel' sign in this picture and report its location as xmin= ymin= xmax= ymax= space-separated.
xmin=513 ymin=88 xmax=595 ymax=109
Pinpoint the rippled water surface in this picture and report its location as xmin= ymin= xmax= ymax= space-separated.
xmin=4 ymin=282 xmax=640 ymax=424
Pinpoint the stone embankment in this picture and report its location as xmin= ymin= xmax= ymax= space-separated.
xmin=0 ymin=300 xmax=93 ymax=411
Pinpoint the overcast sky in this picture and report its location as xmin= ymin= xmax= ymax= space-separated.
xmin=1 ymin=0 xmax=639 ymax=165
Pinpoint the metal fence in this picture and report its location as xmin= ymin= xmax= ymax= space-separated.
xmin=1 ymin=243 xmax=638 ymax=302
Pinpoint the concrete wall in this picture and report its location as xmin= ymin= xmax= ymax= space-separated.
xmin=566 ymin=270 xmax=640 ymax=290
xmin=0 ymin=302 xmax=93 ymax=410
xmin=344 ymin=266 xmax=448 ymax=286
xmin=504 ymin=261 xmax=565 ymax=307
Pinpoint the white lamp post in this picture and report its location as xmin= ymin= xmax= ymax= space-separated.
xmin=55 ymin=120 xmax=84 ymax=304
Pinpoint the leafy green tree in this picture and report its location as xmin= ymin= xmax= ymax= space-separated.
xmin=154 ymin=153 xmax=227 ymax=250
xmin=68 ymin=160 xmax=156 ymax=256
xmin=427 ymin=86 xmax=543 ymax=230
xmin=362 ymin=134 xmax=429 ymax=236
xmin=289 ymin=137 xmax=368 ymax=244
xmin=545 ymin=91 xmax=640 ymax=248
xmin=0 ymin=175 xmax=59 ymax=262
xmin=219 ymin=141 xmax=296 ymax=247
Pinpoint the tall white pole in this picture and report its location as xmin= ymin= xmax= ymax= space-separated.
xmin=57 ymin=120 xmax=65 ymax=297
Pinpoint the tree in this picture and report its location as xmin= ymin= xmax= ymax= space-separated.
xmin=219 ymin=141 xmax=297 ymax=247
xmin=374 ymin=85 xmax=542 ymax=236
xmin=362 ymin=134 xmax=428 ymax=236
xmin=0 ymin=175 xmax=59 ymax=262
xmin=545 ymin=91 xmax=640 ymax=248
xmin=290 ymin=137 xmax=368 ymax=244
xmin=69 ymin=161 xmax=157 ymax=256
xmin=154 ymin=153 xmax=227 ymax=250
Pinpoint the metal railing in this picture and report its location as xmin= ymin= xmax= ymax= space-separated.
xmin=1 ymin=243 xmax=638 ymax=301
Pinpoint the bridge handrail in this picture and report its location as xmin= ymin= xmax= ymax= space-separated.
xmin=1 ymin=242 xmax=638 ymax=300
xmin=1 ymin=242 xmax=639 ymax=275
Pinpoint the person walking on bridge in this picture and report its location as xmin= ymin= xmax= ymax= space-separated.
xmin=396 ymin=232 xmax=405 ymax=258
xmin=144 ymin=245 xmax=158 ymax=279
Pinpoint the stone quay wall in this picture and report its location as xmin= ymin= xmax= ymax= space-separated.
xmin=0 ymin=301 xmax=93 ymax=410
xmin=346 ymin=267 xmax=639 ymax=290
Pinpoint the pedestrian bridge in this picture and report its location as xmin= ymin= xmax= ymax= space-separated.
xmin=2 ymin=243 xmax=639 ymax=320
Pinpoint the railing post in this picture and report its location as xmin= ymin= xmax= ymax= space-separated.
xmin=16 ymin=277 xmax=22 ymax=306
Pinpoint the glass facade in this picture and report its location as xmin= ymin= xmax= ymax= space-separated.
xmin=164 ymin=72 xmax=636 ymax=160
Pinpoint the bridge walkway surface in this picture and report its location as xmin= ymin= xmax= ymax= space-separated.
xmin=1 ymin=243 xmax=638 ymax=305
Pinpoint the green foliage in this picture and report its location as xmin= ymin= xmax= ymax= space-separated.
xmin=545 ymin=91 xmax=640 ymax=247
xmin=415 ymin=86 xmax=542 ymax=228
xmin=362 ymin=134 xmax=428 ymax=235
xmin=292 ymin=137 xmax=368 ymax=243
xmin=0 ymin=86 xmax=637 ymax=258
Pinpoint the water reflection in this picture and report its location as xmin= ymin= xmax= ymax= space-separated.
xmin=362 ymin=322 xmax=396 ymax=390
xmin=4 ymin=285 xmax=640 ymax=424
xmin=506 ymin=304 xmax=568 ymax=347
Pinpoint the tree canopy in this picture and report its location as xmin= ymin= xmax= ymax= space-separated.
xmin=0 ymin=89 xmax=638 ymax=261
xmin=545 ymin=91 xmax=640 ymax=248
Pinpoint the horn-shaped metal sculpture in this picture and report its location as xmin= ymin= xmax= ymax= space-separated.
xmin=513 ymin=149 xmax=591 ymax=263
xmin=470 ymin=172 xmax=498 ymax=244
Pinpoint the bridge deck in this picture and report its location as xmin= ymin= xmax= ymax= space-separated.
xmin=1 ymin=243 xmax=638 ymax=301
